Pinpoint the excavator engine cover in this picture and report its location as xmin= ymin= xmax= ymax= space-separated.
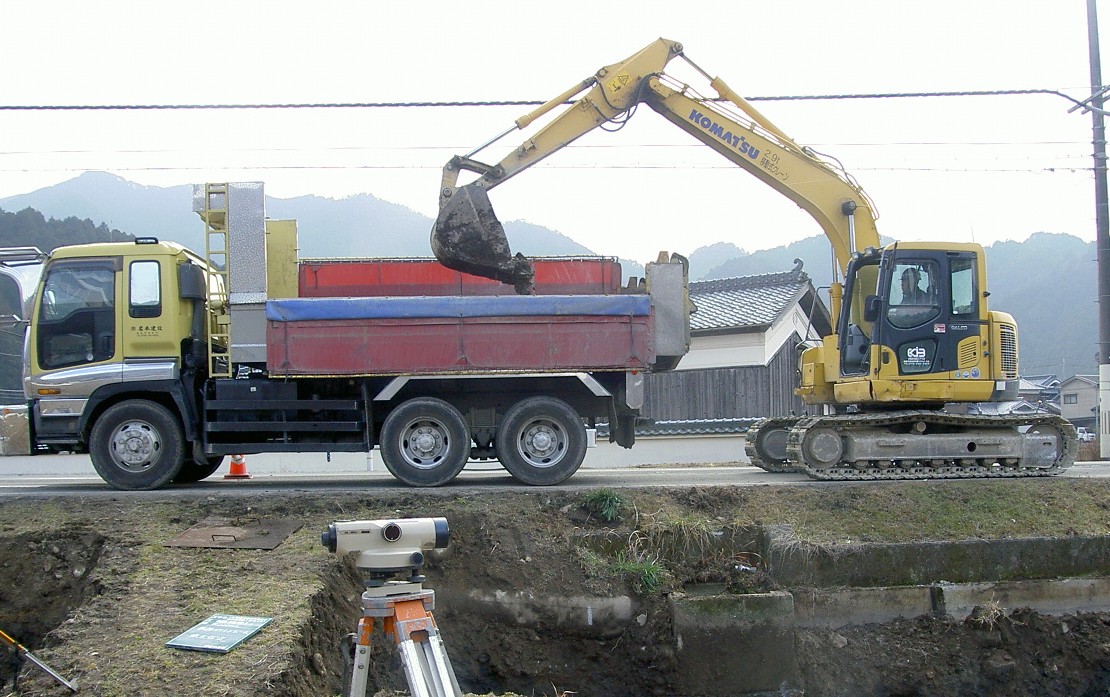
xmin=433 ymin=184 xmax=535 ymax=294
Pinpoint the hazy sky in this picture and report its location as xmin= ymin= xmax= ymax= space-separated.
xmin=1 ymin=1 xmax=1106 ymax=264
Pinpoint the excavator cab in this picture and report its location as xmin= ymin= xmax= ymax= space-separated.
xmin=432 ymin=184 xmax=535 ymax=295
xmin=836 ymin=244 xmax=996 ymax=389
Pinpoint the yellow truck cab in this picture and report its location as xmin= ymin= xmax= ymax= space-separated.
xmin=26 ymin=238 xmax=210 ymax=466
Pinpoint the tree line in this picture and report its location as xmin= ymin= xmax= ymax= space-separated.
xmin=0 ymin=206 xmax=133 ymax=251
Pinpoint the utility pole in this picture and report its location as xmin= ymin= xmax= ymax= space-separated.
xmin=1088 ymin=0 xmax=1110 ymax=457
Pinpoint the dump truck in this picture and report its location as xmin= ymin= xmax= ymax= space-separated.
xmin=0 ymin=182 xmax=691 ymax=490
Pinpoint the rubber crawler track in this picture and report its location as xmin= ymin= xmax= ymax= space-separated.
xmin=782 ymin=410 xmax=1077 ymax=481
xmin=745 ymin=416 xmax=803 ymax=473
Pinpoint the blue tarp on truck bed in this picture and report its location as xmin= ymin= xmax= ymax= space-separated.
xmin=266 ymin=294 xmax=652 ymax=322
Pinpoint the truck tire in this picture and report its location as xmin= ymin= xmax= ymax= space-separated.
xmin=89 ymin=400 xmax=186 ymax=490
xmin=496 ymin=396 xmax=587 ymax=485
xmin=173 ymin=455 xmax=225 ymax=484
xmin=379 ymin=397 xmax=470 ymax=486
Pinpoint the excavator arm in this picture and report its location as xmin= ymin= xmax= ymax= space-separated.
xmin=433 ymin=38 xmax=880 ymax=301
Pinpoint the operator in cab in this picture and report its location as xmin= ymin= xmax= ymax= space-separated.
xmin=900 ymin=267 xmax=928 ymax=304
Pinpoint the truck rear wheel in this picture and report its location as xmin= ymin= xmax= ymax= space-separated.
xmin=496 ymin=396 xmax=587 ymax=485
xmin=379 ymin=397 xmax=470 ymax=486
xmin=89 ymin=400 xmax=185 ymax=490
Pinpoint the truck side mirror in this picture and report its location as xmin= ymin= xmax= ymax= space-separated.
xmin=864 ymin=294 xmax=882 ymax=323
xmin=179 ymin=263 xmax=206 ymax=300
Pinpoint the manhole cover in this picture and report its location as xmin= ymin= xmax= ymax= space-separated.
xmin=165 ymin=517 xmax=303 ymax=550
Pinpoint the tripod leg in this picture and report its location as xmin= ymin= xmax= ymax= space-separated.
xmin=393 ymin=600 xmax=462 ymax=697
xmin=347 ymin=616 xmax=374 ymax=697
xmin=397 ymin=631 xmax=461 ymax=697
xmin=422 ymin=631 xmax=463 ymax=697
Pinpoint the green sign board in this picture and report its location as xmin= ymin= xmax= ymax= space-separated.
xmin=166 ymin=614 xmax=272 ymax=653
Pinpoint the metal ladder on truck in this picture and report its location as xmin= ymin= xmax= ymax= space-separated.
xmin=198 ymin=183 xmax=232 ymax=379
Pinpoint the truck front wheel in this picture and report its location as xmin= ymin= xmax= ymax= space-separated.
xmin=379 ymin=397 xmax=470 ymax=486
xmin=173 ymin=455 xmax=226 ymax=483
xmin=89 ymin=400 xmax=186 ymax=490
xmin=496 ymin=397 xmax=587 ymax=485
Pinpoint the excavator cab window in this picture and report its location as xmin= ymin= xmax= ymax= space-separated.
xmin=949 ymin=256 xmax=978 ymax=317
xmin=886 ymin=261 xmax=940 ymax=329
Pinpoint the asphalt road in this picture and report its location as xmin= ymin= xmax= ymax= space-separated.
xmin=0 ymin=453 xmax=1107 ymax=498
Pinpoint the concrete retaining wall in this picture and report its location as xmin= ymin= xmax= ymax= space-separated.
xmin=764 ymin=528 xmax=1110 ymax=587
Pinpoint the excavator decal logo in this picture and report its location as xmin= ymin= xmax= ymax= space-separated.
xmin=688 ymin=109 xmax=760 ymax=160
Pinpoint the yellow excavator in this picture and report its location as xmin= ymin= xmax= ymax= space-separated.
xmin=432 ymin=38 xmax=1076 ymax=480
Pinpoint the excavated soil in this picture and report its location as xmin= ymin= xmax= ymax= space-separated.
xmin=0 ymin=485 xmax=1107 ymax=696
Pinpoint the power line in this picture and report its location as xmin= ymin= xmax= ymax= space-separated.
xmin=0 ymin=88 xmax=1087 ymax=111
xmin=0 ymin=139 xmax=1094 ymax=157
xmin=0 ymin=163 xmax=1092 ymax=175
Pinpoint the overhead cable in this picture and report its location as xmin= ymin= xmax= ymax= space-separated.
xmin=0 ymin=88 xmax=1087 ymax=112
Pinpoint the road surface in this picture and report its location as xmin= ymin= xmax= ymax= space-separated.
xmin=0 ymin=452 xmax=1106 ymax=498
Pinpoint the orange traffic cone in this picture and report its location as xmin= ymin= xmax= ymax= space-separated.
xmin=224 ymin=454 xmax=251 ymax=480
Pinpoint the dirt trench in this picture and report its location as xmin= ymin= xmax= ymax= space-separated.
xmin=0 ymin=489 xmax=1108 ymax=696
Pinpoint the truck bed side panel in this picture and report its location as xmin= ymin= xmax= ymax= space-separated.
xmin=265 ymin=295 xmax=654 ymax=376
xmin=297 ymin=258 xmax=622 ymax=297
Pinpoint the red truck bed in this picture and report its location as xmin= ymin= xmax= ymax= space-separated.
xmin=266 ymin=295 xmax=654 ymax=376
xmin=297 ymin=257 xmax=623 ymax=297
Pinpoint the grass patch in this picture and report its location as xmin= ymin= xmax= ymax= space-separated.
xmin=622 ymin=480 xmax=1110 ymax=546
xmin=637 ymin=511 xmax=718 ymax=558
xmin=581 ymin=488 xmax=624 ymax=522
xmin=613 ymin=532 xmax=669 ymax=594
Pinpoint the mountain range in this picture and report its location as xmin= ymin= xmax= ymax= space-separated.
xmin=0 ymin=172 xmax=1098 ymax=378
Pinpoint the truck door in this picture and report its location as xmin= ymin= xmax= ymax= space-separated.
xmin=34 ymin=258 xmax=120 ymax=371
xmin=874 ymin=250 xmax=981 ymax=378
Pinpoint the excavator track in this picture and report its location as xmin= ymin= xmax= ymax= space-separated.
xmin=745 ymin=416 xmax=803 ymax=473
xmin=784 ymin=411 xmax=1077 ymax=481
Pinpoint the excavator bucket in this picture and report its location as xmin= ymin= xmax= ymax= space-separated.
xmin=432 ymin=184 xmax=535 ymax=294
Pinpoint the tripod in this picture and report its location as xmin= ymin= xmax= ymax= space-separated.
xmin=347 ymin=581 xmax=461 ymax=697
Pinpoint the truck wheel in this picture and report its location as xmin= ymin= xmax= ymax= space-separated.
xmin=89 ymin=400 xmax=185 ymax=490
xmin=173 ymin=455 xmax=225 ymax=483
xmin=380 ymin=397 xmax=470 ymax=486
xmin=496 ymin=396 xmax=587 ymax=485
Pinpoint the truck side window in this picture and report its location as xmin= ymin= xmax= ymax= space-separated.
xmin=37 ymin=262 xmax=116 ymax=369
xmin=950 ymin=257 xmax=977 ymax=317
xmin=130 ymin=260 xmax=161 ymax=318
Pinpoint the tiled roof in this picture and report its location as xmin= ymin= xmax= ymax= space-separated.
xmin=967 ymin=400 xmax=1060 ymax=416
xmin=596 ymin=418 xmax=760 ymax=437
xmin=1060 ymin=374 xmax=1097 ymax=387
xmin=1022 ymin=374 xmax=1060 ymax=388
xmin=688 ymin=267 xmax=813 ymax=332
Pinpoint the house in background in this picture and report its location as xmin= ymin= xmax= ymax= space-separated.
xmin=961 ymin=373 xmax=1063 ymax=418
xmin=644 ymin=264 xmax=831 ymax=421
xmin=1019 ymin=375 xmax=1061 ymax=410
xmin=1059 ymin=374 xmax=1097 ymax=430
xmin=593 ymin=264 xmax=831 ymax=466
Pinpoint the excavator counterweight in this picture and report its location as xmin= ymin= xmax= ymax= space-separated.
xmin=432 ymin=184 xmax=534 ymax=294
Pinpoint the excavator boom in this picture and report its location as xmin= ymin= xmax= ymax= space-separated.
xmin=432 ymin=38 xmax=878 ymax=295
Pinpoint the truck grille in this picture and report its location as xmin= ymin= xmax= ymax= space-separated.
xmin=998 ymin=324 xmax=1018 ymax=378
